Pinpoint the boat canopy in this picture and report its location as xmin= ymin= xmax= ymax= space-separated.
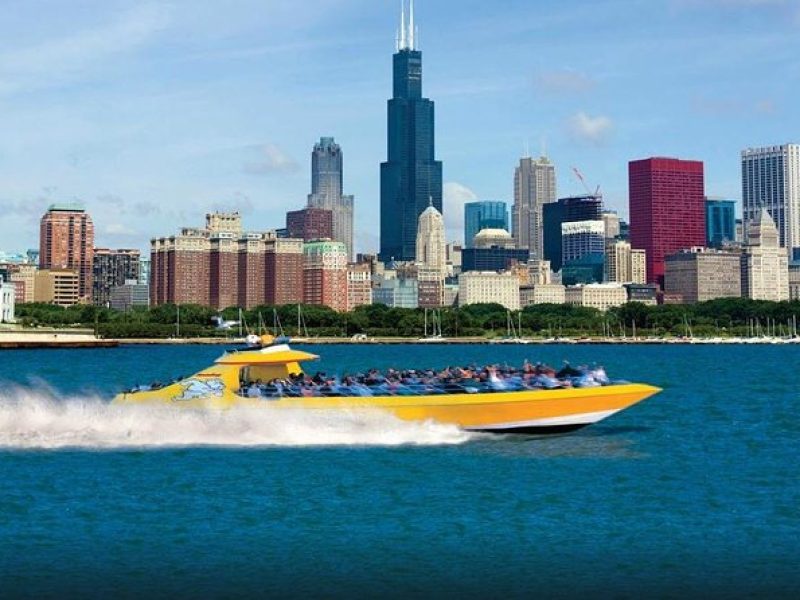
xmin=215 ymin=344 xmax=319 ymax=366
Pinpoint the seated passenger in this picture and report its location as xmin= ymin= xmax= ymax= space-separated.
xmin=590 ymin=366 xmax=610 ymax=385
xmin=487 ymin=367 xmax=508 ymax=391
xmin=556 ymin=362 xmax=582 ymax=379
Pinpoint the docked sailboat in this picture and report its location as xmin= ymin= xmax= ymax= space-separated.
xmin=492 ymin=310 xmax=530 ymax=344
xmin=418 ymin=308 xmax=446 ymax=342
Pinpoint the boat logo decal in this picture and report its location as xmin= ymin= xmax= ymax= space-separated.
xmin=173 ymin=378 xmax=226 ymax=401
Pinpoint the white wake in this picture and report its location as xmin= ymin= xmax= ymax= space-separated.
xmin=0 ymin=388 xmax=473 ymax=450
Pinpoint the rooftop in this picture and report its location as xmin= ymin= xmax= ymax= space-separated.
xmin=47 ymin=202 xmax=85 ymax=212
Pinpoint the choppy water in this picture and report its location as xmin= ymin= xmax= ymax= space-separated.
xmin=1 ymin=343 xmax=799 ymax=598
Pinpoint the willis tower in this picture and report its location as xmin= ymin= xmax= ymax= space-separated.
xmin=380 ymin=0 xmax=443 ymax=262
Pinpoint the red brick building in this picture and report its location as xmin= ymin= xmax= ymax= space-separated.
xmin=629 ymin=158 xmax=705 ymax=287
xmin=151 ymin=228 xmax=212 ymax=306
xmin=150 ymin=214 xmax=305 ymax=309
xmin=39 ymin=204 xmax=95 ymax=301
xmin=286 ymin=207 xmax=334 ymax=242
xmin=237 ymin=235 xmax=267 ymax=309
xmin=265 ymin=238 xmax=304 ymax=306
xmin=303 ymin=240 xmax=348 ymax=311
xmin=346 ymin=262 xmax=372 ymax=311
xmin=210 ymin=235 xmax=239 ymax=309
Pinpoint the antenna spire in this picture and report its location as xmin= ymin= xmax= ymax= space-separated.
xmin=409 ymin=0 xmax=416 ymax=50
xmin=399 ymin=1 xmax=407 ymax=50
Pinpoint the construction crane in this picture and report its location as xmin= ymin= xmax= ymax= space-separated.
xmin=571 ymin=167 xmax=601 ymax=197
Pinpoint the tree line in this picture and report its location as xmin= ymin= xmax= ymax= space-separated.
xmin=12 ymin=298 xmax=800 ymax=339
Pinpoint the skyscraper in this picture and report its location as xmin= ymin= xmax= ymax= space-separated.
xmin=629 ymin=157 xmax=705 ymax=287
xmin=286 ymin=207 xmax=334 ymax=242
xmin=602 ymin=211 xmax=621 ymax=239
xmin=464 ymin=201 xmax=509 ymax=248
xmin=415 ymin=204 xmax=446 ymax=277
xmin=741 ymin=144 xmax=800 ymax=260
xmin=416 ymin=203 xmax=446 ymax=307
xmin=542 ymin=195 xmax=602 ymax=271
xmin=380 ymin=1 xmax=442 ymax=262
xmin=561 ymin=221 xmax=606 ymax=265
xmin=512 ymin=155 xmax=556 ymax=258
xmin=605 ymin=239 xmax=647 ymax=284
xmin=307 ymin=137 xmax=354 ymax=260
xmin=741 ymin=209 xmax=789 ymax=301
xmin=705 ymin=197 xmax=736 ymax=248
xmin=92 ymin=248 xmax=141 ymax=307
xmin=39 ymin=203 xmax=95 ymax=301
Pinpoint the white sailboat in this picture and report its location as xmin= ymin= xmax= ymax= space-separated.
xmin=418 ymin=308 xmax=446 ymax=342
xmin=492 ymin=310 xmax=530 ymax=344
xmin=294 ymin=305 xmax=311 ymax=342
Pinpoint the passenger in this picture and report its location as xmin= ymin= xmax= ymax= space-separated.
xmin=591 ymin=366 xmax=610 ymax=385
xmin=247 ymin=382 xmax=261 ymax=398
xmin=487 ymin=367 xmax=508 ymax=391
xmin=556 ymin=362 xmax=582 ymax=379
xmin=532 ymin=374 xmax=561 ymax=389
xmin=272 ymin=359 xmax=614 ymax=398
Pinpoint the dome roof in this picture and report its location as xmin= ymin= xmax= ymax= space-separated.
xmin=474 ymin=228 xmax=511 ymax=239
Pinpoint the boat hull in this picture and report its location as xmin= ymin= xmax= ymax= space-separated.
xmin=114 ymin=383 xmax=660 ymax=435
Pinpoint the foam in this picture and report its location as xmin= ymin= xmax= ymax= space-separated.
xmin=0 ymin=388 xmax=474 ymax=450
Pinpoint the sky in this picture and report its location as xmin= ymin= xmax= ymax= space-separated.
xmin=0 ymin=0 xmax=798 ymax=254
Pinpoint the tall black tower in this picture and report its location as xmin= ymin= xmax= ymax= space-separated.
xmin=379 ymin=0 xmax=442 ymax=262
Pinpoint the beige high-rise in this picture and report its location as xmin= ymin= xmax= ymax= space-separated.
xmin=416 ymin=204 xmax=446 ymax=307
xmin=605 ymin=240 xmax=647 ymax=284
xmin=512 ymin=156 xmax=556 ymax=258
xmin=415 ymin=205 xmax=447 ymax=278
xmin=741 ymin=209 xmax=789 ymax=301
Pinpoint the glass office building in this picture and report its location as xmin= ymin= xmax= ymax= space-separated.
xmin=705 ymin=198 xmax=736 ymax=248
xmin=464 ymin=201 xmax=509 ymax=247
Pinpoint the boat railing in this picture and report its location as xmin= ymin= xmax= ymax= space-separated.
xmin=236 ymin=376 xmax=623 ymax=399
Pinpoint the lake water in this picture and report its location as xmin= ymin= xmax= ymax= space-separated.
xmin=1 ymin=343 xmax=798 ymax=598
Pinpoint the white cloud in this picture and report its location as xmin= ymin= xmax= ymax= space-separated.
xmin=536 ymin=69 xmax=596 ymax=94
xmin=242 ymin=144 xmax=299 ymax=175
xmin=691 ymin=95 xmax=779 ymax=116
xmin=0 ymin=4 xmax=170 ymax=96
xmin=104 ymin=223 xmax=138 ymax=236
xmin=567 ymin=112 xmax=614 ymax=145
xmin=443 ymin=181 xmax=478 ymax=243
xmin=210 ymin=192 xmax=255 ymax=215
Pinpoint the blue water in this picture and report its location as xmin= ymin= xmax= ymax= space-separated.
xmin=1 ymin=344 xmax=799 ymax=598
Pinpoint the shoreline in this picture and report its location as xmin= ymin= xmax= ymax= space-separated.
xmin=2 ymin=332 xmax=800 ymax=348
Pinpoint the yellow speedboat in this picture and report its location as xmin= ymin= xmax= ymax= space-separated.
xmin=113 ymin=343 xmax=661 ymax=435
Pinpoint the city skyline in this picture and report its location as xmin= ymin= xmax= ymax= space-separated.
xmin=0 ymin=0 xmax=798 ymax=254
